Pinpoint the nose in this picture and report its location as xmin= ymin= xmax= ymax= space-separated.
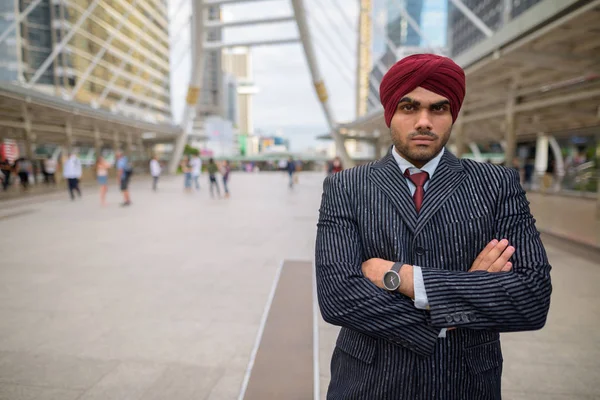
xmin=414 ymin=109 xmax=433 ymax=132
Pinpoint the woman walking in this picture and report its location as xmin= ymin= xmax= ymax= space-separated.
xmin=181 ymin=156 xmax=192 ymax=192
xmin=96 ymin=155 xmax=111 ymax=206
xmin=221 ymin=160 xmax=231 ymax=198
xmin=207 ymin=158 xmax=221 ymax=198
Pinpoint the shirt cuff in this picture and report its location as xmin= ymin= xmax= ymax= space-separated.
xmin=438 ymin=328 xmax=447 ymax=338
xmin=412 ymin=265 xmax=430 ymax=310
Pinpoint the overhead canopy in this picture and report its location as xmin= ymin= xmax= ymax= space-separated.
xmin=339 ymin=0 xmax=600 ymax=145
xmin=0 ymin=83 xmax=181 ymax=145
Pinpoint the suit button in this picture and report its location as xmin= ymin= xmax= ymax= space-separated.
xmin=415 ymin=246 xmax=425 ymax=256
xmin=445 ymin=315 xmax=453 ymax=323
xmin=462 ymin=313 xmax=470 ymax=322
xmin=453 ymin=313 xmax=462 ymax=323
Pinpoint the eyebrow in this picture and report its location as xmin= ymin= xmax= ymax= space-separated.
xmin=398 ymin=98 xmax=450 ymax=108
xmin=431 ymin=100 xmax=450 ymax=108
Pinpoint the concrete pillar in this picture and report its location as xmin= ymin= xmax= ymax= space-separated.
xmin=504 ymin=77 xmax=518 ymax=168
xmin=93 ymin=125 xmax=102 ymax=160
xmin=64 ymin=120 xmax=74 ymax=154
xmin=375 ymin=129 xmax=393 ymax=159
xmin=548 ymin=136 xmax=565 ymax=192
xmin=533 ymin=133 xmax=549 ymax=191
xmin=452 ymin=116 xmax=466 ymax=157
xmin=21 ymin=105 xmax=37 ymax=183
xmin=136 ymin=136 xmax=145 ymax=158
xmin=112 ymin=131 xmax=120 ymax=159
xmin=503 ymin=0 xmax=512 ymax=25
xmin=596 ymin=133 xmax=600 ymax=220
xmin=126 ymin=132 xmax=133 ymax=158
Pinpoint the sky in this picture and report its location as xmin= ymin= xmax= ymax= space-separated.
xmin=168 ymin=0 xmax=447 ymax=152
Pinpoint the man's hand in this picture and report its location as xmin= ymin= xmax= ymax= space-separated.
xmin=361 ymin=258 xmax=394 ymax=289
xmin=361 ymin=259 xmax=415 ymax=298
xmin=470 ymin=239 xmax=515 ymax=272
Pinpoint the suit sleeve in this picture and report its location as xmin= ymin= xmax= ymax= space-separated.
xmin=315 ymin=174 xmax=440 ymax=356
xmin=421 ymin=168 xmax=552 ymax=331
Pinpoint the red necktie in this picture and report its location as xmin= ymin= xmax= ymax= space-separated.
xmin=404 ymin=170 xmax=429 ymax=213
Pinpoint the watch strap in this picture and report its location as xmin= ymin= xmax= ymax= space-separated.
xmin=391 ymin=262 xmax=403 ymax=273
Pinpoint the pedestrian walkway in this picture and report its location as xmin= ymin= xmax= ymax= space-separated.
xmin=0 ymin=172 xmax=598 ymax=399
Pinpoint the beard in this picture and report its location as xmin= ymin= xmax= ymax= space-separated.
xmin=391 ymin=127 xmax=451 ymax=165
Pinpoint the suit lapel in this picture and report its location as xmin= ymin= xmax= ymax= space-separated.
xmin=369 ymin=151 xmax=418 ymax=233
xmin=414 ymin=150 xmax=466 ymax=236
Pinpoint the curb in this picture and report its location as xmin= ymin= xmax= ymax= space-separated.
xmin=539 ymin=229 xmax=600 ymax=261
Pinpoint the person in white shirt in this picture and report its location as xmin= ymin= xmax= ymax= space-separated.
xmin=63 ymin=153 xmax=82 ymax=200
xmin=149 ymin=155 xmax=161 ymax=191
xmin=44 ymin=155 xmax=57 ymax=185
xmin=190 ymin=155 xmax=202 ymax=190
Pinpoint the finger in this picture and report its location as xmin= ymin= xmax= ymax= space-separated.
xmin=501 ymin=262 xmax=512 ymax=272
xmin=489 ymin=246 xmax=516 ymax=272
xmin=470 ymin=239 xmax=498 ymax=271
xmin=481 ymin=239 xmax=509 ymax=270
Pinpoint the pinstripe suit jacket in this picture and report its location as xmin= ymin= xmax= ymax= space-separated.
xmin=315 ymin=149 xmax=552 ymax=400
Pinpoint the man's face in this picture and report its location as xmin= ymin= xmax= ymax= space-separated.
xmin=390 ymin=86 xmax=453 ymax=168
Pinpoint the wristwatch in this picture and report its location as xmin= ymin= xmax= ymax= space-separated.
xmin=383 ymin=262 xmax=403 ymax=292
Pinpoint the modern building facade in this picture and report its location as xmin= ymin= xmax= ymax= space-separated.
xmin=447 ymin=0 xmax=544 ymax=57
xmin=366 ymin=0 xmax=446 ymax=113
xmin=386 ymin=0 xmax=424 ymax=48
xmin=222 ymin=47 xmax=257 ymax=136
xmin=0 ymin=0 xmax=172 ymax=123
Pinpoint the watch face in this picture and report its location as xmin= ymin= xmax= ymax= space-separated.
xmin=383 ymin=270 xmax=401 ymax=291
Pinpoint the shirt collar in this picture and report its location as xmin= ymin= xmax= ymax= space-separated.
xmin=392 ymin=146 xmax=445 ymax=179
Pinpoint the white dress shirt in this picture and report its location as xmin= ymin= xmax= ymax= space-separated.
xmin=392 ymin=146 xmax=447 ymax=338
xmin=150 ymin=159 xmax=162 ymax=177
xmin=63 ymin=155 xmax=82 ymax=179
xmin=190 ymin=157 xmax=202 ymax=176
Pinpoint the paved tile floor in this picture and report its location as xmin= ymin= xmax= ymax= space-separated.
xmin=0 ymin=172 xmax=598 ymax=399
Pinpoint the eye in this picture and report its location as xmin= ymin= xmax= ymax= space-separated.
xmin=399 ymin=104 xmax=415 ymax=111
xmin=431 ymin=104 xmax=449 ymax=113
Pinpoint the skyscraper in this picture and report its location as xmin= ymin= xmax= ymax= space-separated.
xmin=0 ymin=0 xmax=172 ymax=122
xmin=386 ymin=0 xmax=424 ymax=49
xmin=222 ymin=47 xmax=257 ymax=135
xmin=366 ymin=0 xmax=437 ymax=113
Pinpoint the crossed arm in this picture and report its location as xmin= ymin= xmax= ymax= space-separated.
xmin=315 ymin=169 xmax=552 ymax=357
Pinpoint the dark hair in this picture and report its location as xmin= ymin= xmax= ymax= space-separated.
xmin=209 ymin=158 xmax=214 ymax=163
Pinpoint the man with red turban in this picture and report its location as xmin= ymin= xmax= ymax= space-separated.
xmin=316 ymin=54 xmax=551 ymax=399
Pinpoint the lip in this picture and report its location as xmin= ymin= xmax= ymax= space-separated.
xmin=411 ymin=136 xmax=435 ymax=141
xmin=411 ymin=137 xmax=435 ymax=144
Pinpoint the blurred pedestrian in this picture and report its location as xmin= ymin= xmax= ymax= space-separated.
xmin=221 ymin=160 xmax=231 ymax=198
xmin=15 ymin=157 xmax=32 ymax=190
xmin=331 ymin=156 xmax=343 ymax=174
xmin=207 ymin=158 xmax=221 ymax=198
xmin=116 ymin=151 xmax=132 ymax=206
xmin=150 ymin=155 xmax=161 ymax=191
xmin=44 ymin=155 xmax=57 ymax=185
xmin=181 ymin=156 xmax=192 ymax=192
xmin=96 ymin=155 xmax=111 ymax=206
xmin=286 ymin=156 xmax=296 ymax=188
xmin=0 ymin=154 xmax=12 ymax=191
xmin=63 ymin=153 xmax=82 ymax=200
xmin=191 ymin=154 xmax=202 ymax=190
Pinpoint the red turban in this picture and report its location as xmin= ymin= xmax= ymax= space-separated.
xmin=379 ymin=54 xmax=466 ymax=127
